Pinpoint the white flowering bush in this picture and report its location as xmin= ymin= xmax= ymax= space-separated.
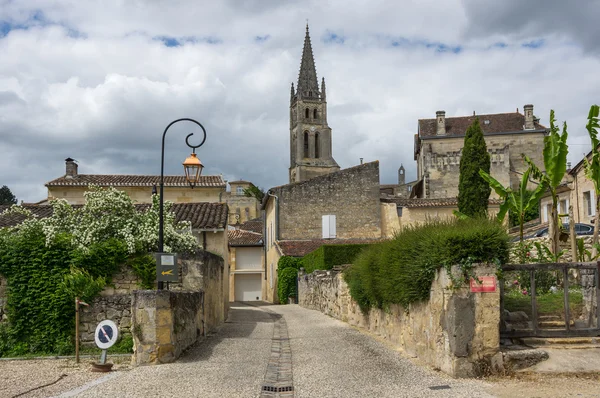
xmin=0 ymin=185 xmax=198 ymax=254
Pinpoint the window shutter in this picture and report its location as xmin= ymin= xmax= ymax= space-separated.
xmin=593 ymin=191 xmax=597 ymax=216
xmin=322 ymin=215 xmax=337 ymax=239
xmin=329 ymin=215 xmax=337 ymax=238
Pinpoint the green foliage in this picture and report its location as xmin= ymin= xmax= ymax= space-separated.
xmin=480 ymin=168 xmax=545 ymax=241
xmin=523 ymin=109 xmax=569 ymax=253
xmin=584 ymin=105 xmax=600 ymax=248
xmin=0 ymin=185 xmax=17 ymax=205
xmin=508 ymin=190 xmax=541 ymax=228
xmin=127 ymin=254 xmax=157 ymax=289
xmin=0 ymin=227 xmax=129 ymax=357
xmin=0 ymin=187 xmax=199 ymax=357
xmin=458 ymin=118 xmax=491 ymax=217
xmin=302 ymin=244 xmax=370 ymax=273
xmin=516 ymin=270 xmax=556 ymax=295
xmin=277 ymin=256 xmax=302 ymax=304
xmin=61 ymin=268 xmax=106 ymax=303
xmin=278 ymin=268 xmax=298 ymax=304
xmin=344 ymin=218 xmax=509 ymax=312
xmin=243 ymin=185 xmax=265 ymax=203
xmin=277 ymin=256 xmax=302 ymax=272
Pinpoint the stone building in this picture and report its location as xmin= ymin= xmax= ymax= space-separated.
xmin=223 ymin=180 xmax=261 ymax=224
xmin=380 ymin=164 xmax=418 ymax=198
xmin=263 ymin=161 xmax=384 ymax=303
xmin=289 ymin=25 xmax=340 ymax=183
xmin=413 ymin=105 xmax=547 ymax=199
xmin=539 ymin=149 xmax=597 ymax=226
xmin=46 ymin=158 xmax=226 ymax=205
xmin=228 ymin=218 xmax=264 ymax=302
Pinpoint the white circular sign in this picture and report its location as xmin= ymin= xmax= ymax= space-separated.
xmin=95 ymin=320 xmax=119 ymax=350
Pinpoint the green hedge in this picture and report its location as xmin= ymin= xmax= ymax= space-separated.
xmin=344 ymin=218 xmax=509 ymax=312
xmin=277 ymin=256 xmax=301 ymax=304
xmin=302 ymin=244 xmax=370 ymax=273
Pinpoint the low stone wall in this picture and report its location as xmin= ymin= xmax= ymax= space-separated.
xmin=298 ymin=265 xmax=502 ymax=378
xmin=80 ymin=294 xmax=132 ymax=346
xmin=131 ymin=290 xmax=203 ymax=365
xmin=131 ymin=251 xmax=224 ymax=365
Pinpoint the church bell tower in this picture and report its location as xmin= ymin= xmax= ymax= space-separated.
xmin=289 ymin=25 xmax=340 ymax=183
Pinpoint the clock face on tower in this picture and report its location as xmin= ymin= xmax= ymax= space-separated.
xmin=310 ymin=126 xmax=316 ymax=132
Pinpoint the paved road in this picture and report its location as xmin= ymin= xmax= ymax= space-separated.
xmin=59 ymin=303 xmax=494 ymax=398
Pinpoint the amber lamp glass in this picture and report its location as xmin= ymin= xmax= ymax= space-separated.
xmin=183 ymin=152 xmax=203 ymax=188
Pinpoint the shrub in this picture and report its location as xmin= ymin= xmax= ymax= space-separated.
xmin=302 ymin=244 xmax=370 ymax=273
xmin=278 ymin=268 xmax=298 ymax=304
xmin=344 ymin=218 xmax=509 ymax=312
xmin=277 ymin=256 xmax=301 ymax=304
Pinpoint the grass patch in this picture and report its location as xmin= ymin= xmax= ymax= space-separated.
xmin=504 ymin=289 xmax=583 ymax=317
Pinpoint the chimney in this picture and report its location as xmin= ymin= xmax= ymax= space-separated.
xmin=436 ymin=111 xmax=446 ymax=135
xmin=65 ymin=158 xmax=78 ymax=178
xmin=524 ymin=104 xmax=534 ymax=130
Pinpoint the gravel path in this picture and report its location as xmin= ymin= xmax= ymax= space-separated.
xmin=8 ymin=303 xmax=598 ymax=397
xmin=269 ymin=304 xmax=493 ymax=398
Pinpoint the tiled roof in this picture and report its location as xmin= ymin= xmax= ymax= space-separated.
xmin=418 ymin=112 xmax=546 ymax=139
xmin=0 ymin=202 xmax=228 ymax=229
xmin=277 ymin=238 xmax=380 ymax=257
xmin=237 ymin=217 xmax=263 ymax=234
xmin=381 ymin=197 xmax=503 ymax=208
xmin=228 ymin=229 xmax=264 ymax=246
xmin=45 ymin=174 xmax=226 ymax=188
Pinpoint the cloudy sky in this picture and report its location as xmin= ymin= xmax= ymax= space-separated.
xmin=1 ymin=0 xmax=599 ymax=202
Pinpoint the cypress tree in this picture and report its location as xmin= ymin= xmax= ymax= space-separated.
xmin=458 ymin=118 xmax=491 ymax=217
xmin=0 ymin=185 xmax=17 ymax=205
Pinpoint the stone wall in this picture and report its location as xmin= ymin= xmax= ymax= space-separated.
xmin=131 ymin=290 xmax=203 ymax=365
xmin=298 ymin=265 xmax=503 ymax=378
xmin=273 ymin=161 xmax=382 ymax=240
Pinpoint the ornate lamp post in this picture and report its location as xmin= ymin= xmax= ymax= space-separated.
xmin=158 ymin=118 xmax=207 ymax=290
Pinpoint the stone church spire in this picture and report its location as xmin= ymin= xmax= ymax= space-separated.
xmin=289 ymin=24 xmax=339 ymax=184
xmin=297 ymin=24 xmax=320 ymax=99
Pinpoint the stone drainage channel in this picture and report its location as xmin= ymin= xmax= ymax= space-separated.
xmin=259 ymin=307 xmax=294 ymax=397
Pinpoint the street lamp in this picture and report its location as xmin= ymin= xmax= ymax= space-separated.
xmin=158 ymin=118 xmax=207 ymax=290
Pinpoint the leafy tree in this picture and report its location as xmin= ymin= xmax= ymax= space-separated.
xmin=458 ymin=118 xmax=491 ymax=217
xmin=480 ymin=168 xmax=546 ymax=242
xmin=583 ymin=105 xmax=600 ymax=253
xmin=523 ymin=110 xmax=569 ymax=254
xmin=0 ymin=185 xmax=17 ymax=205
xmin=243 ymin=185 xmax=265 ymax=203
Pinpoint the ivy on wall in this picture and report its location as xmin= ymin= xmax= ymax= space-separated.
xmin=0 ymin=187 xmax=198 ymax=356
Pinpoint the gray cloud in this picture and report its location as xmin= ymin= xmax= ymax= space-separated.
xmin=462 ymin=0 xmax=600 ymax=53
xmin=0 ymin=1 xmax=598 ymax=203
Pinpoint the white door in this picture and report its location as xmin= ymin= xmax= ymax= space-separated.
xmin=235 ymin=273 xmax=262 ymax=301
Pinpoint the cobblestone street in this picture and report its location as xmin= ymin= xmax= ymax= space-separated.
xmin=45 ymin=303 xmax=493 ymax=398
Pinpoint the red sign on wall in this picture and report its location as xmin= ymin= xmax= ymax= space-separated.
xmin=470 ymin=276 xmax=496 ymax=293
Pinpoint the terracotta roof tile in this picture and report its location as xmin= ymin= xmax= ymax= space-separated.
xmin=418 ymin=112 xmax=546 ymax=139
xmin=381 ymin=197 xmax=503 ymax=208
xmin=0 ymin=202 xmax=228 ymax=229
xmin=237 ymin=218 xmax=263 ymax=234
xmin=45 ymin=174 xmax=226 ymax=188
xmin=228 ymin=230 xmax=264 ymax=246
xmin=277 ymin=238 xmax=380 ymax=257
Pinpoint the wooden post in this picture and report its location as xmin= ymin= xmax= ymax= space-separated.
xmin=75 ymin=297 xmax=80 ymax=364
xmin=570 ymin=205 xmax=577 ymax=261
